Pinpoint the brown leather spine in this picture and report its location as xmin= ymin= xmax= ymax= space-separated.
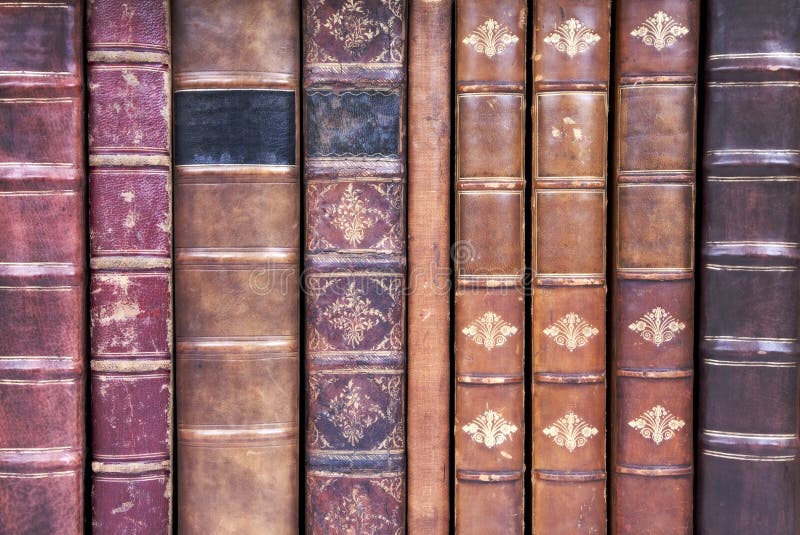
xmin=698 ymin=1 xmax=800 ymax=533
xmin=173 ymin=1 xmax=300 ymax=533
xmin=531 ymin=1 xmax=610 ymax=533
xmin=407 ymin=1 xmax=452 ymax=533
xmin=0 ymin=1 xmax=85 ymax=533
xmin=87 ymin=1 xmax=173 ymax=532
xmin=303 ymin=1 xmax=407 ymax=532
xmin=454 ymin=1 xmax=526 ymax=533
xmin=609 ymin=2 xmax=699 ymax=534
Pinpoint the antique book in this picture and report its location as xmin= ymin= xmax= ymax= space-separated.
xmin=0 ymin=1 xmax=86 ymax=532
xmin=304 ymin=1 xmax=407 ymax=532
xmin=531 ymin=1 xmax=610 ymax=533
xmin=407 ymin=0 xmax=452 ymax=532
xmin=453 ymin=1 xmax=526 ymax=532
xmin=609 ymin=2 xmax=699 ymax=533
xmin=173 ymin=1 xmax=300 ymax=533
xmin=698 ymin=1 xmax=800 ymax=532
xmin=87 ymin=1 xmax=173 ymax=532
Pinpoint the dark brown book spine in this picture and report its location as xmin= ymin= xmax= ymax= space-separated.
xmin=531 ymin=1 xmax=610 ymax=533
xmin=87 ymin=1 xmax=173 ymax=532
xmin=407 ymin=0 xmax=452 ymax=533
xmin=698 ymin=1 xmax=800 ymax=533
xmin=303 ymin=1 xmax=407 ymax=532
xmin=454 ymin=1 xmax=526 ymax=532
xmin=609 ymin=2 xmax=699 ymax=533
xmin=0 ymin=1 xmax=85 ymax=532
xmin=173 ymin=1 xmax=300 ymax=533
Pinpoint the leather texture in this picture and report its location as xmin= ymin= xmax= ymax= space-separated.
xmin=531 ymin=1 xmax=610 ymax=533
xmin=698 ymin=1 xmax=800 ymax=533
xmin=303 ymin=1 xmax=407 ymax=532
xmin=0 ymin=1 xmax=85 ymax=533
xmin=407 ymin=1 xmax=452 ymax=533
xmin=609 ymin=2 xmax=699 ymax=534
xmin=454 ymin=1 xmax=526 ymax=533
xmin=87 ymin=1 xmax=173 ymax=532
xmin=173 ymin=1 xmax=300 ymax=533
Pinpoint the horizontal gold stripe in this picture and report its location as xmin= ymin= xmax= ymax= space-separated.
xmin=457 ymin=374 xmax=523 ymax=384
xmin=708 ymin=82 xmax=800 ymax=87
xmin=616 ymin=368 xmax=692 ymax=379
xmin=0 ymin=379 xmax=78 ymax=385
xmin=88 ymin=50 xmax=170 ymax=64
xmin=707 ymin=241 xmax=800 ymax=247
xmin=306 ymin=470 xmax=402 ymax=479
xmin=91 ymin=460 xmax=170 ymax=474
xmin=704 ymin=358 xmax=796 ymax=368
xmin=90 ymin=256 xmax=170 ymax=270
xmin=533 ymin=470 xmax=606 ymax=482
xmin=704 ymin=336 xmax=795 ymax=343
xmin=0 ymin=446 xmax=72 ymax=452
xmin=702 ymin=450 xmax=796 ymax=462
xmin=708 ymin=52 xmax=800 ymax=60
xmin=706 ymin=264 xmax=796 ymax=272
xmin=704 ymin=430 xmax=796 ymax=440
xmin=615 ymin=465 xmax=692 ymax=477
xmin=174 ymin=71 xmax=297 ymax=90
xmin=0 ymin=471 xmax=77 ymax=479
xmin=707 ymin=149 xmax=800 ymax=155
xmin=707 ymin=175 xmax=800 ymax=182
xmin=0 ymin=2 xmax=68 ymax=7
xmin=310 ymin=368 xmax=402 ymax=375
xmin=456 ymin=470 xmax=523 ymax=482
xmin=90 ymin=154 xmax=169 ymax=167
xmin=91 ymin=360 xmax=171 ymax=372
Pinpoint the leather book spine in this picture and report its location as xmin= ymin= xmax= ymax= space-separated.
xmin=303 ymin=1 xmax=407 ymax=531
xmin=609 ymin=2 xmax=698 ymax=533
xmin=698 ymin=1 xmax=800 ymax=533
xmin=87 ymin=1 xmax=172 ymax=532
xmin=407 ymin=0 xmax=452 ymax=533
xmin=453 ymin=1 xmax=526 ymax=532
xmin=173 ymin=1 xmax=300 ymax=533
xmin=531 ymin=1 xmax=610 ymax=533
xmin=0 ymin=1 xmax=85 ymax=532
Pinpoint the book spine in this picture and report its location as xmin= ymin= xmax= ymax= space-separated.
xmin=407 ymin=0 xmax=452 ymax=533
xmin=698 ymin=1 xmax=800 ymax=532
xmin=87 ymin=1 xmax=172 ymax=531
xmin=531 ymin=1 xmax=610 ymax=533
xmin=609 ymin=2 xmax=698 ymax=533
xmin=173 ymin=1 xmax=300 ymax=533
xmin=0 ymin=1 xmax=85 ymax=532
xmin=303 ymin=1 xmax=407 ymax=532
xmin=453 ymin=1 xmax=526 ymax=532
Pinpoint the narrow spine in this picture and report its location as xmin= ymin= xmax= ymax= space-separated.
xmin=0 ymin=1 xmax=85 ymax=532
xmin=531 ymin=1 xmax=610 ymax=533
xmin=87 ymin=1 xmax=173 ymax=531
xmin=698 ymin=1 xmax=800 ymax=532
xmin=454 ymin=1 xmax=527 ymax=533
xmin=303 ymin=1 xmax=408 ymax=532
xmin=407 ymin=0 xmax=452 ymax=532
xmin=173 ymin=2 xmax=300 ymax=533
xmin=609 ymin=2 xmax=699 ymax=533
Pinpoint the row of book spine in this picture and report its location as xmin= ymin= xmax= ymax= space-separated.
xmin=0 ymin=1 xmax=798 ymax=534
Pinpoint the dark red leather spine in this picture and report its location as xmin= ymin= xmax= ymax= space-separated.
xmin=87 ymin=1 xmax=172 ymax=532
xmin=0 ymin=1 xmax=86 ymax=532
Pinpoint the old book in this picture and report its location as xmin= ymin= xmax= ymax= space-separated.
xmin=87 ymin=1 xmax=173 ymax=532
xmin=698 ymin=1 xmax=800 ymax=533
xmin=303 ymin=1 xmax=407 ymax=532
xmin=0 ymin=1 xmax=86 ymax=532
xmin=531 ymin=1 xmax=610 ymax=533
xmin=453 ymin=1 xmax=526 ymax=532
xmin=609 ymin=2 xmax=698 ymax=533
xmin=407 ymin=0 xmax=452 ymax=532
xmin=173 ymin=1 xmax=300 ymax=533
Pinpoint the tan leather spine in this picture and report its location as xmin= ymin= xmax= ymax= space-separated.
xmin=454 ymin=1 xmax=527 ymax=533
xmin=173 ymin=2 xmax=299 ymax=533
xmin=531 ymin=1 xmax=610 ymax=533
xmin=610 ymin=2 xmax=699 ymax=533
xmin=407 ymin=1 xmax=452 ymax=533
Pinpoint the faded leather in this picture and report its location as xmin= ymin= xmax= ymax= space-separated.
xmin=454 ymin=1 xmax=526 ymax=533
xmin=531 ymin=1 xmax=610 ymax=533
xmin=0 ymin=1 xmax=85 ymax=533
xmin=407 ymin=1 xmax=452 ymax=533
xmin=173 ymin=1 xmax=300 ymax=533
xmin=698 ymin=0 xmax=800 ymax=533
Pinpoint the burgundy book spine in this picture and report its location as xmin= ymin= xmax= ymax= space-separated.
xmin=87 ymin=1 xmax=172 ymax=533
xmin=0 ymin=1 xmax=86 ymax=532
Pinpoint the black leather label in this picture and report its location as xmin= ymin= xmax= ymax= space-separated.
xmin=305 ymin=90 xmax=400 ymax=158
xmin=175 ymin=90 xmax=295 ymax=165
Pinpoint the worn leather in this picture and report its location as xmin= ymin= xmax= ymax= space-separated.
xmin=0 ymin=1 xmax=85 ymax=533
xmin=698 ymin=1 xmax=800 ymax=533
xmin=407 ymin=1 xmax=452 ymax=533
xmin=453 ymin=1 xmax=526 ymax=533
xmin=303 ymin=1 xmax=407 ymax=533
xmin=609 ymin=2 xmax=699 ymax=534
xmin=531 ymin=1 xmax=610 ymax=533
xmin=86 ymin=1 xmax=173 ymax=532
xmin=173 ymin=1 xmax=300 ymax=533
